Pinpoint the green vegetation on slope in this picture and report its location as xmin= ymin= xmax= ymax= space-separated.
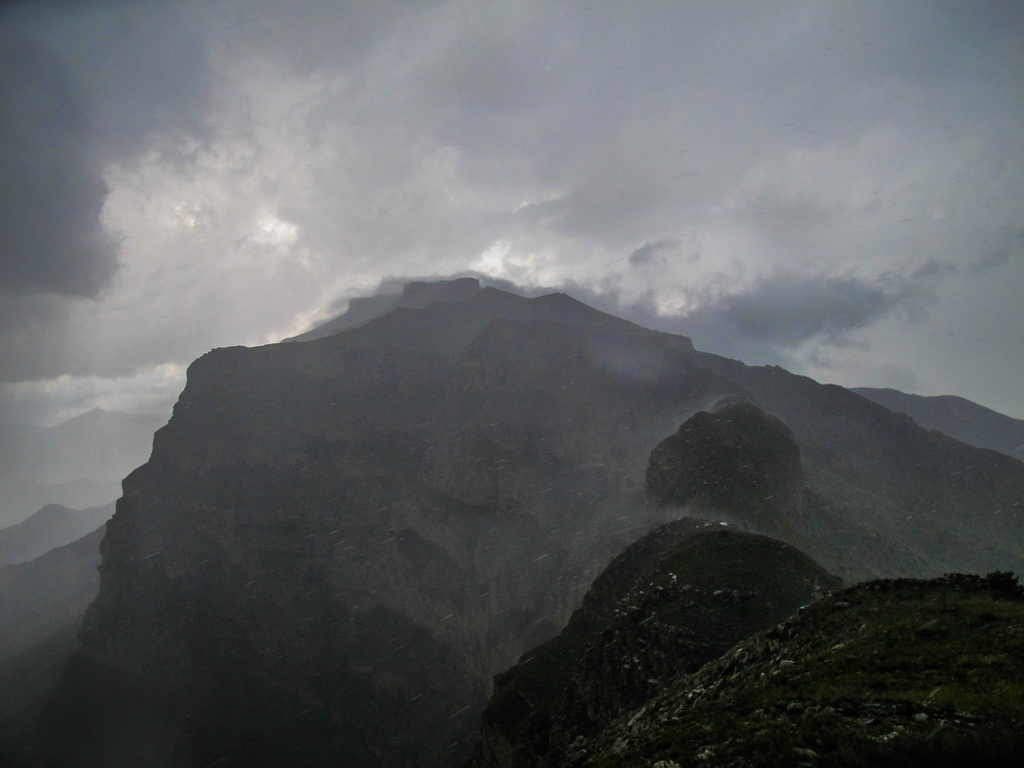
xmin=471 ymin=527 xmax=841 ymax=768
xmin=574 ymin=572 xmax=1024 ymax=768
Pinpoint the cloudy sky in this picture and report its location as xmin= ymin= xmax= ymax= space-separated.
xmin=1 ymin=0 xmax=1022 ymax=430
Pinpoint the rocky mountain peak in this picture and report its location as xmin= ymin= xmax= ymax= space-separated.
xmin=646 ymin=398 xmax=803 ymax=536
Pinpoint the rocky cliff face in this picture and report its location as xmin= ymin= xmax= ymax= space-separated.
xmin=41 ymin=288 xmax=737 ymax=768
xmin=36 ymin=283 xmax=1024 ymax=768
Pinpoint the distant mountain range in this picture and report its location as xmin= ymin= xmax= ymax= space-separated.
xmin=0 ymin=408 xmax=168 ymax=486
xmin=0 ymin=478 xmax=121 ymax=533
xmin=854 ymin=387 xmax=1024 ymax=461
xmin=0 ymin=525 xmax=105 ymax=767
xmin=0 ymin=503 xmax=113 ymax=566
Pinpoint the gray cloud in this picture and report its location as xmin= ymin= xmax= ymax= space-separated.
xmin=0 ymin=0 xmax=215 ymax=393
xmin=969 ymin=229 xmax=1023 ymax=274
xmin=0 ymin=0 xmax=213 ymax=303
xmin=540 ymin=264 xmax=952 ymax=377
xmin=0 ymin=0 xmax=1021 ymax=427
xmin=0 ymin=31 xmax=115 ymax=298
xmin=629 ymin=239 xmax=680 ymax=268
xmin=681 ymin=271 xmax=938 ymax=348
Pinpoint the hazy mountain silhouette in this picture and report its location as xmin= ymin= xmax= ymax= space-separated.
xmin=0 ymin=408 xmax=165 ymax=528
xmin=854 ymin=387 xmax=1024 ymax=461
xmin=7 ymin=409 xmax=168 ymax=486
xmin=0 ymin=526 xmax=104 ymax=663
xmin=0 ymin=527 xmax=105 ymax=768
xmin=0 ymin=503 xmax=112 ymax=565
xmin=0 ymin=478 xmax=121 ymax=531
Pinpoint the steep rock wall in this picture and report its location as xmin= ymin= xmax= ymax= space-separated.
xmin=44 ymin=291 xmax=735 ymax=768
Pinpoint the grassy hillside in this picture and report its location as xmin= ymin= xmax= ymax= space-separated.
xmin=574 ymin=572 xmax=1024 ymax=768
xmin=470 ymin=526 xmax=841 ymax=768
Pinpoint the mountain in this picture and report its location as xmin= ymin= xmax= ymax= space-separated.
xmin=0 ymin=527 xmax=105 ymax=768
xmin=0 ymin=478 xmax=121 ymax=531
xmin=558 ymin=571 xmax=1024 ymax=767
xmin=16 ymin=409 xmax=169 ymax=485
xmin=469 ymin=524 xmax=841 ymax=768
xmin=0 ymin=526 xmax=104 ymax=664
xmin=691 ymin=353 xmax=1024 ymax=580
xmin=283 ymin=277 xmax=483 ymax=342
xmin=0 ymin=408 xmax=166 ymax=528
xmin=645 ymin=398 xmax=804 ymax=539
xmin=854 ymin=387 xmax=1024 ymax=461
xmin=28 ymin=281 xmax=1024 ymax=767
xmin=0 ymin=503 xmax=113 ymax=565
xmin=0 ymin=624 xmax=82 ymax=768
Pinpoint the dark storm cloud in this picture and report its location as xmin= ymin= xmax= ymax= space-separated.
xmin=0 ymin=0 xmax=213 ymax=389
xmin=543 ymin=264 xmax=952 ymax=371
xmin=681 ymin=271 xmax=935 ymax=347
xmin=0 ymin=32 xmax=115 ymax=297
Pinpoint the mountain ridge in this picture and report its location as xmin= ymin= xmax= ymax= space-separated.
xmin=854 ymin=386 xmax=1024 ymax=461
xmin=15 ymin=281 xmax=1024 ymax=767
xmin=0 ymin=503 xmax=112 ymax=565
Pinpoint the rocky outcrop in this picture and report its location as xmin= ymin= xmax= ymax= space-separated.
xmin=565 ymin=572 xmax=1024 ymax=767
xmin=693 ymin=353 xmax=1024 ymax=581
xmin=646 ymin=398 xmax=803 ymax=536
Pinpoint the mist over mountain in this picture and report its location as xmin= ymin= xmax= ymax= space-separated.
xmin=2 ymin=2 xmax=1023 ymax=763
xmin=0 ymin=478 xmax=120 ymax=534
xmin=0 ymin=503 xmax=112 ymax=566
xmin=284 ymin=278 xmax=484 ymax=343
xmin=854 ymin=387 xmax=1024 ymax=461
xmin=0 ymin=409 xmax=167 ymax=528
xmin=9 ymin=280 xmax=1019 ymax=768
xmin=0 ymin=525 xmax=104 ymax=665
xmin=0 ymin=526 xmax=105 ymax=768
